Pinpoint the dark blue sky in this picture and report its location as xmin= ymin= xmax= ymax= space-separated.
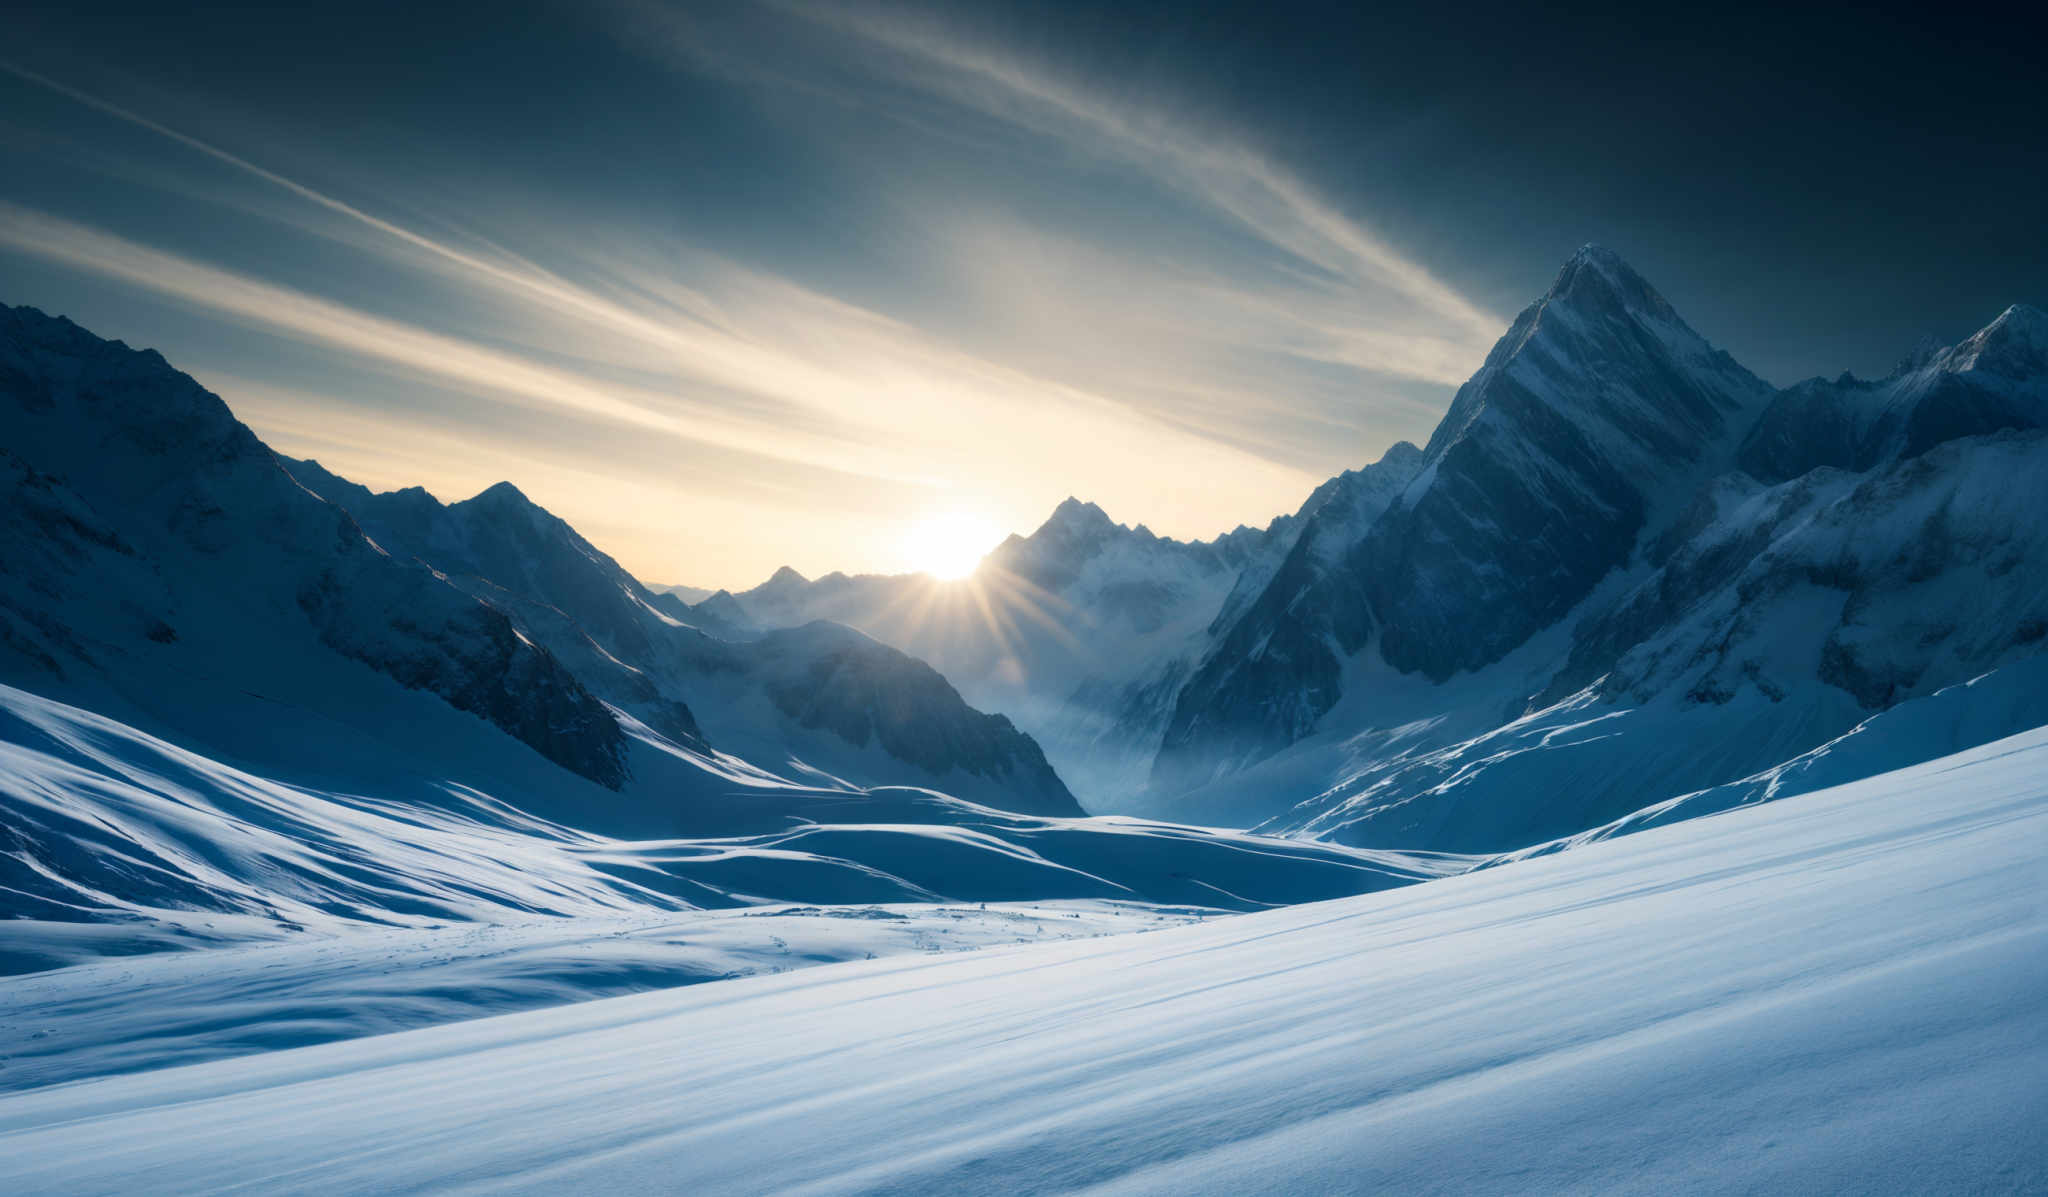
xmin=4 ymin=0 xmax=2042 ymax=585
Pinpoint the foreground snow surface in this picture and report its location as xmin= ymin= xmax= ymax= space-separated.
xmin=0 ymin=903 xmax=1209 ymax=1092
xmin=4 ymin=730 xmax=2046 ymax=1194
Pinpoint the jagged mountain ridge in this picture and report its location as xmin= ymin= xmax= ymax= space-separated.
xmin=1134 ymin=255 xmax=2048 ymax=845
xmin=709 ymin=248 xmax=2047 ymax=852
xmin=0 ymin=300 xmax=1081 ymax=819
xmin=696 ymin=495 xmax=1309 ymax=803
xmin=2 ymin=302 xmax=1520 ymax=953
xmin=1154 ymin=246 xmax=1776 ymax=794
xmin=1738 ymin=302 xmax=2047 ymax=482
xmin=0 ymin=304 xmax=628 ymax=788
xmin=278 ymin=458 xmax=1083 ymax=817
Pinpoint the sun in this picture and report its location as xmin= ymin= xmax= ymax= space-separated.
xmin=901 ymin=510 xmax=1001 ymax=580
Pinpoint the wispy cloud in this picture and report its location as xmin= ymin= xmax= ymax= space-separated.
xmin=614 ymin=0 xmax=1502 ymax=379
xmin=778 ymin=1 xmax=1499 ymax=333
xmin=0 ymin=12 xmax=1500 ymax=586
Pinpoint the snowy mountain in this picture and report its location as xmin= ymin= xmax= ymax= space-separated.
xmin=1738 ymin=302 xmax=2046 ymax=482
xmin=678 ymin=251 xmax=2046 ymax=856
xmin=698 ymin=498 xmax=1304 ymax=803
xmin=277 ymin=457 xmax=1083 ymax=815
xmin=0 ymin=304 xmax=628 ymax=789
xmin=0 ymin=302 xmax=1085 ymax=821
xmin=1104 ymin=250 xmax=2048 ymax=847
xmin=647 ymin=581 xmax=716 ymax=605
xmin=1154 ymin=246 xmax=1776 ymax=796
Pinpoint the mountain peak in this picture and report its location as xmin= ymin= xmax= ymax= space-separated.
xmin=1380 ymin=440 xmax=1425 ymax=468
xmin=765 ymin=565 xmax=808 ymax=587
xmin=1046 ymin=496 xmax=1112 ymax=529
xmin=1565 ymin=241 xmax=1630 ymax=272
xmin=1950 ymin=303 xmax=2048 ymax=378
xmin=1543 ymin=243 xmax=1674 ymax=323
xmin=470 ymin=480 xmax=532 ymax=506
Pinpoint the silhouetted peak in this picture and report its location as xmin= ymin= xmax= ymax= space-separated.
xmin=1038 ymin=497 xmax=1114 ymax=536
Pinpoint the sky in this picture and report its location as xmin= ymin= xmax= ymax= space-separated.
xmin=3 ymin=1 xmax=2042 ymax=589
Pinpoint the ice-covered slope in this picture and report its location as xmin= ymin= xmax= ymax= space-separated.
xmin=280 ymin=458 xmax=1079 ymax=816
xmin=1493 ymin=651 xmax=2048 ymax=865
xmin=4 ymin=725 xmax=2041 ymax=1193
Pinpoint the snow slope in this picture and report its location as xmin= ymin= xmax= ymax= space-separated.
xmin=0 ymin=680 xmax=1459 ymax=962
xmin=2 ymin=726 xmax=2041 ymax=1193
xmin=0 ymin=901 xmax=1207 ymax=1092
xmin=1493 ymin=651 xmax=2048 ymax=864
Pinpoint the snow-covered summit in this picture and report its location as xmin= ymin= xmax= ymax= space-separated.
xmin=1545 ymin=242 xmax=1681 ymax=320
xmin=1154 ymin=247 xmax=1774 ymax=795
xmin=1146 ymin=251 xmax=2048 ymax=836
xmin=1945 ymin=301 xmax=2047 ymax=378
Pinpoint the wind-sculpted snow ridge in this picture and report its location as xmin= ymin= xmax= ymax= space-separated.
xmin=0 ymin=681 xmax=1460 ymax=971
xmin=3 ymin=725 xmax=2041 ymax=1193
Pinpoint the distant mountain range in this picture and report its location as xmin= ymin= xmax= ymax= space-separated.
xmin=1 ymin=301 xmax=1463 ymax=957
xmin=4 ymin=244 xmax=2044 ymax=964
xmin=690 ymin=247 xmax=2048 ymax=849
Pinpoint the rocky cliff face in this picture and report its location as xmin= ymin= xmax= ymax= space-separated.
xmin=1358 ymin=247 xmax=1775 ymax=679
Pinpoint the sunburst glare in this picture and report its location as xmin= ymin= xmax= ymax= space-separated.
xmin=900 ymin=509 xmax=1002 ymax=580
